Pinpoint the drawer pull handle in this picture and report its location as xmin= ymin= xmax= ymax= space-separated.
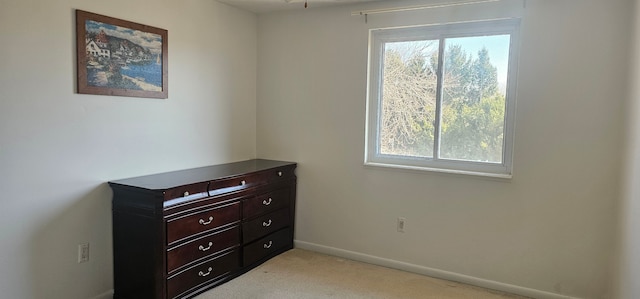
xmin=262 ymin=198 xmax=272 ymax=205
xmin=264 ymin=241 xmax=273 ymax=249
xmin=183 ymin=191 xmax=190 ymax=197
xmin=277 ymin=171 xmax=283 ymax=177
xmin=199 ymin=216 xmax=214 ymax=225
xmin=262 ymin=219 xmax=272 ymax=227
xmin=240 ymin=180 xmax=246 ymax=186
xmin=198 ymin=267 xmax=213 ymax=277
xmin=198 ymin=242 xmax=213 ymax=251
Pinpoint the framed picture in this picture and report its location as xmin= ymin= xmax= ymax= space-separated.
xmin=76 ymin=10 xmax=168 ymax=99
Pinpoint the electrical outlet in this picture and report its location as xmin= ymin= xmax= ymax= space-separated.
xmin=397 ymin=217 xmax=406 ymax=233
xmin=78 ymin=243 xmax=90 ymax=263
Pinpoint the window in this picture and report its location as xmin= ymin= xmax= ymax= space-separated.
xmin=365 ymin=19 xmax=520 ymax=178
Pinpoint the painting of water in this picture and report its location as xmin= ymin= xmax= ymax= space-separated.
xmin=76 ymin=10 xmax=168 ymax=99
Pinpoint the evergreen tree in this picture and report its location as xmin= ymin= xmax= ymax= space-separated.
xmin=470 ymin=47 xmax=498 ymax=103
xmin=441 ymin=46 xmax=504 ymax=162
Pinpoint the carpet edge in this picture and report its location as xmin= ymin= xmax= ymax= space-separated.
xmin=294 ymin=240 xmax=577 ymax=299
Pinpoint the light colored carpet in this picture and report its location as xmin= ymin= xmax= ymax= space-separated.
xmin=196 ymin=249 xmax=528 ymax=299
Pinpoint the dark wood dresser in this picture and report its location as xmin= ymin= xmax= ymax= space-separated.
xmin=108 ymin=159 xmax=297 ymax=299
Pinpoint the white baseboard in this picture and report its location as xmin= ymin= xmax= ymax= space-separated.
xmin=295 ymin=240 xmax=576 ymax=299
xmin=90 ymin=290 xmax=113 ymax=299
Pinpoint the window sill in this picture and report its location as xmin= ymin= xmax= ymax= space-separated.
xmin=363 ymin=161 xmax=512 ymax=180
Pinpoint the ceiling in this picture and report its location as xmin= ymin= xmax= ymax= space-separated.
xmin=216 ymin=0 xmax=389 ymax=14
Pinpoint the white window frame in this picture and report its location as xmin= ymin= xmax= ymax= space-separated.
xmin=364 ymin=19 xmax=521 ymax=178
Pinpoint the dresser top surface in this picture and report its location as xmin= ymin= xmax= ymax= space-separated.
xmin=109 ymin=159 xmax=296 ymax=191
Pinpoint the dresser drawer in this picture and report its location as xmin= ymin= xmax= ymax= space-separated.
xmin=164 ymin=182 xmax=209 ymax=201
xmin=167 ymin=249 xmax=239 ymax=299
xmin=243 ymin=228 xmax=291 ymax=266
xmin=207 ymin=175 xmax=259 ymax=196
xmin=265 ymin=166 xmax=294 ymax=182
xmin=167 ymin=201 xmax=240 ymax=244
xmin=208 ymin=167 xmax=294 ymax=194
xmin=242 ymin=208 xmax=289 ymax=244
xmin=243 ymin=188 xmax=290 ymax=220
xmin=167 ymin=226 xmax=240 ymax=273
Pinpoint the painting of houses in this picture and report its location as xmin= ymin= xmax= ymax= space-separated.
xmin=76 ymin=10 xmax=167 ymax=98
xmin=86 ymin=39 xmax=110 ymax=58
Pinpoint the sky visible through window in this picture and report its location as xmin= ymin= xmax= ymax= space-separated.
xmin=386 ymin=34 xmax=510 ymax=89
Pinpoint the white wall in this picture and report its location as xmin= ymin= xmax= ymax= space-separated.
xmin=256 ymin=0 xmax=630 ymax=298
xmin=618 ymin=0 xmax=640 ymax=298
xmin=1 ymin=0 xmax=634 ymax=298
xmin=0 ymin=0 xmax=257 ymax=298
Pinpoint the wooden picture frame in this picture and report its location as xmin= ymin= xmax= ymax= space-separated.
xmin=76 ymin=10 xmax=168 ymax=99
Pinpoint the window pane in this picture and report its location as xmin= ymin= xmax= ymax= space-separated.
xmin=440 ymin=35 xmax=510 ymax=163
xmin=379 ymin=40 xmax=439 ymax=158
